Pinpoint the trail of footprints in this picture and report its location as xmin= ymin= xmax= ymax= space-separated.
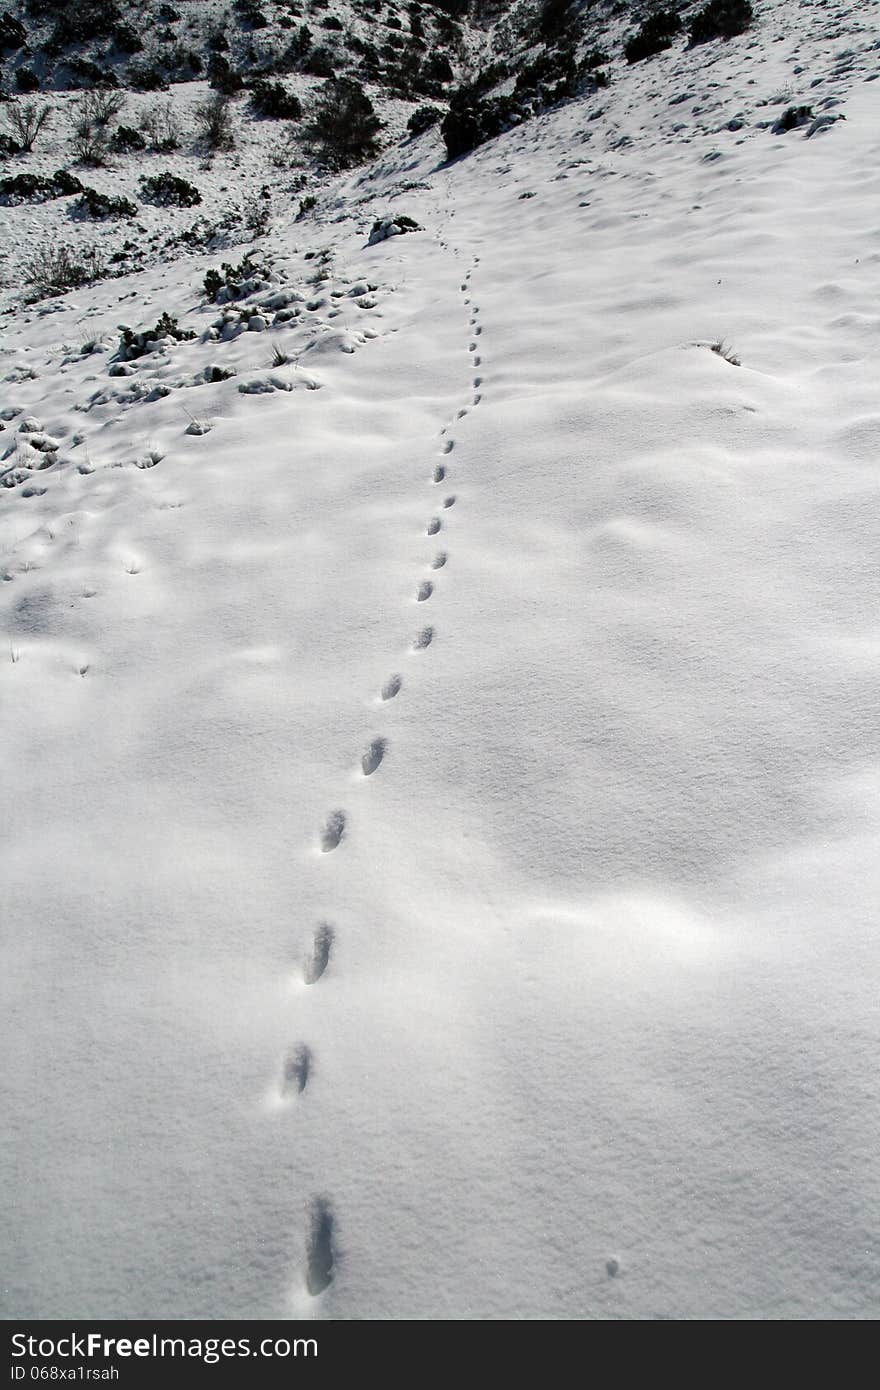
xmin=284 ymin=251 xmax=483 ymax=1302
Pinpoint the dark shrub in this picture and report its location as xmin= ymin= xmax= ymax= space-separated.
xmin=111 ymin=124 xmax=147 ymax=153
xmin=689 ymin=0 xmax=753 ymax=44
xmin=65 ymin=57 xmax=120 ymax=89
xmin=406 ymin=103 xmax=442 ymax=137
xmin=285 ymin=24 xmax=312 ymax=65
xmin=75 ymin=186 xmax=137 ymax=218
xmin=302 ymin=78 xmax=382 ymax=168
xmin=0 ymin=133 xmax=21 ymax=154
xmin=207 ymin=52 xmax=244 ymax=93
xmin=234 ymin=0 xmax=268 ymax=27
xmin=140 ymin=171 xmax=201 ymax=206
xmin=49 ymin=1 xmax=121 ymax=50
xmin=114 ymin=21 xmax=142 ymax=52
xmin=624 ymin=9 xmax=682 ymax=63
xmin=128 ymin=63 xmax=170 ymax=91
xmin=422 ymin=52 xmax=452 ymax=84
xmin=0 ymin=169 xmax=83 ymax=203
xmin=157 ymin=3 xmax=180 ymax=19
xmin=0 ymin=13 xmax=27 ymax=51
xmin=303 ymin=45 xmax=336 ymax=77
xmin=441 ymin=86 xmax=526 ymax=159
xmin=51 ymin=168 xmax=83 ymax=195
xmin=250 ymin=77 xmax=302 ymax=119
xmin=538 ymin=0 xmax=576 ymax=42
xmin=15 ymin=67 xmax=39 ymax=92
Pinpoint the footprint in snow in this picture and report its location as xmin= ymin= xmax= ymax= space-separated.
xmin=442 ymin=440 xmax=454 ymax=454
xmin=432 ymin=464 xmax=446 ymax=483
xmin=282 ymin=1044 xmax=312 ymax=1097
xmin=413 ymin=626 xmax=434 ymax=650
xmin=431 ymin=552 xmax=447 ymax=570
xmin=361 ymin=737 xmax=387 ymax=776
xmin=426 ymin=517 xmax=442 ymax=535
xmin=443 ymin=495 xmax=456 ymax=509
xmin=416 ymin=580 xmax=433 ymax=602
xmin=304 ymin=923 xmax=333 ymax=984
xmin=306 ymin=1198 xmax=335 ymax=1296
xmin=320 ymin=810 xmax=346 ymax=853
xmin=381 ymin=673 xmax=402 ymax=701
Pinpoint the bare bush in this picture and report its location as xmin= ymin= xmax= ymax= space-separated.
xmin=3 ymin=100 xmax=52 ymax=153
xmin=76 ymin=89 xmax=127 ymax=129
xmin=69 ymin=92 xmax=123 ymax=165
xmin=138 ymin=99 xmax=181 ymax=151
xmin=194 ymin=92 xmax=236 ymax=151
xmin=21 ymin=243 xmax=108 ymax=299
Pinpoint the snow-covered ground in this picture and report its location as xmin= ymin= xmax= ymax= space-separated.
xmin=2 ymin=0 xmax=880 ymax=1319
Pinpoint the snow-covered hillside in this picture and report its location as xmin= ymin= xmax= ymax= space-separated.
xmin=2 ymin=0 xmax=880 ymax=1320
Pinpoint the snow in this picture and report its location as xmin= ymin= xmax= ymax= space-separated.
xmin=2 ymin=0 xmax=880 ymax=1320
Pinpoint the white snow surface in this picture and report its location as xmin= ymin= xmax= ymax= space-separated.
xmin=2 ymin=2 xmax=880 ymax=1320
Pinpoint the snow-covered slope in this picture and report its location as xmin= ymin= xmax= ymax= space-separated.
xmin=2 ymin=0 xmax=880 ymax=1319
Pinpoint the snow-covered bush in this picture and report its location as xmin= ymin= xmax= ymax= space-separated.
xmin=772 ymin=104 xmax=813 ymax=133
xmin=203 ymin=253 xmax=270 ymax=302
xmin=368 ymin=214 xmax=422 ymax=244
xmin=118 ymin=312 xmax=196 ymax=360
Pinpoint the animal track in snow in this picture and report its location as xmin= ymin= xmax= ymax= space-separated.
xmin=431 ymin=552 xmax=447 ymax=569
xmin=473 ymin=377 xmax=482 ymax=388
xmin=413 ymin=626 xmax=433 ymax=650
xmin=469 ymin=342 xmax=478 ymax=353
xmin=442 ymin=439 xmax=454 ymax=454
xmin=304 ymin=923 xmax=333 ymax=984
xmin=457 ymin=408 xmax=468 ymax=419
xmin=320 ymin=810 xmax=346 ymax=853
xmin=473 ymin=355 xmax=481 ymax=367
xmin=416 ymin=580 xmax=434 ymax=602
xmin=426 ymin=517 xmax=442 ymax=535
xmin=282 ymin=1044 xmax=312 ymax=1097
xmin=361 ymin=737 xmax=387 ymax=776
xmin=381 ymin=673 xmax=402 ymax=701
xmin=473 ymin=394 xmax=482 ymax=405
xmin=306 ymin=1198 xmax=335 ymax=1296
xmin=443 ymin=495 xmax=456 ymax=509
xmin=432 ymin=464 xmax=445 ymax=483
